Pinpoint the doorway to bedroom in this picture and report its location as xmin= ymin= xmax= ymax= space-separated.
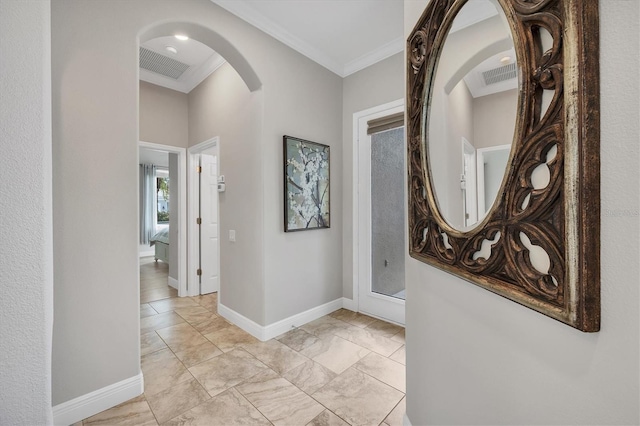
xmin=139 ymin=142 xmax=188 ymax=301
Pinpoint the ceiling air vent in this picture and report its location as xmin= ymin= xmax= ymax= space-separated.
xmin=139 ymin=47 xmax=189 ymax=79
xmin=482 ymin=62 xmax=517 ymax=86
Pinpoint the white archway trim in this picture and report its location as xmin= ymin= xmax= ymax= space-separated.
xmin=139 ymin=22 xmax=262 ymax=92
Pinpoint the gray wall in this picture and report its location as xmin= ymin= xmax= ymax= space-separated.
xmin=404 ymin=1 xmax=640 ymax=424
xmin=139 ymin=81 xmax=189 ymax=148
xmin=261 ymin=42 xmax=343 ymax=325
xmin=188 ymin=63 xmax=265 ymax=323
xmin=0 ymin=0 xmax=53 ymax=423
xmin=473 ymin=89 xmax=518 ymax=149
xmin=51 ymin=0 xmax=343 ymax=406
xmin=429 ymin=17 xmax=506 ymax=230
xmin=342 ymin=52 xmax=404 ymax=299
xmin=52 ymin=0 xmax=142 ymax=405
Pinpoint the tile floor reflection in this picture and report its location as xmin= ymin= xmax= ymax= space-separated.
xmin=81 ymin=257 xmax=406 ymax=425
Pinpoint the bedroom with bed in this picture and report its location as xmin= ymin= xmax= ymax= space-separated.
xmin=150 ymin=226 xmax=170 ymax=263
xmin=139 ymin=147 xmax=179 ymax=291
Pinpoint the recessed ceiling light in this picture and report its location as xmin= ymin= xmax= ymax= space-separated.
xmin=165 ymin=45 xmax=178 ymax=54
xmin=500 ymin=56 xmax=512 ymax=65
xmin=174 ymin=34 xmax=189 ymax=41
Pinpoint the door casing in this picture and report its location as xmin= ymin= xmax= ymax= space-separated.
xmin=138 ymin=141 xmax=188 ymax=297
xmin=188 ymin=137 xmax=221 ymax=297
xmin=352 ymin=99 xmax=406 ymax=325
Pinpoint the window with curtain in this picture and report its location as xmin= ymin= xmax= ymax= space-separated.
xmin=139 ymin=163 xmax=156 ymax=244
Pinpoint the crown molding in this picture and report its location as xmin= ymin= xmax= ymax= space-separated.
xmin=139 ymin=53 xmax=226 ymax=93
xmin=343 ymin=37 xmax=404 ymax=77
xmin=212 ymin=0 xmax=345 ymax=76
xmin=183 ymin=54 xmax=227 ymax=93
xmin=211 ymin=0 xmax=404 ymax=77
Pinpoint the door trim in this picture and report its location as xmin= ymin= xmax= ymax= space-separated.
xmin=352 ymin=99 xmax=405 ymax=323
xmin=138 ymin=141 xmax=188 ymax=297
xmin=188 ymin=137 xmax=220 ymax=297
xmin=476 ymin=143 xmax=511 ymax=220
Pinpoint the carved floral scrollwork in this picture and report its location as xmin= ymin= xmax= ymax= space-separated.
xmin=407 ymin=0 xmax=600 ymax=331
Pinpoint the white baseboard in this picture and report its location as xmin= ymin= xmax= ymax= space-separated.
xmin=168 ymin=276 xmax=178 ymax=290
xmin=139 ymin=250 xmax=154 ymax=258
xmin=342 ymin=297 xmax=357 ymax=311
xmin=218 ymin=298 xmax=345 ymax=342
xmin=262 ymin=298 xmax=344 ymax=340
xmin=403 ymin=413 xmax=412 ymax=426
xmin=52 ymin=372 xmax=143 ymax=426
xmin=217 ymin=303 xmax=266 ymax=341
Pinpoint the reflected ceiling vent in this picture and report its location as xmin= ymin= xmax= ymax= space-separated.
xmin=139 ymin=47 xmax=189 ymax=79
xmin=482 ymin=62 xmax=517 ymax=86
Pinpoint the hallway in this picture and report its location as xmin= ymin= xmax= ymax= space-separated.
xmin=80 ymin=258 xmax=406 ymax=425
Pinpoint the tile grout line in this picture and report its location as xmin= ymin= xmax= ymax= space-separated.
xmin=138 ymin=265 xmax=404 ymax=426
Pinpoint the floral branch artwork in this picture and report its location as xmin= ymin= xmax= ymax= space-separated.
xmin=284 ymin=135 xmax=330 ymax=232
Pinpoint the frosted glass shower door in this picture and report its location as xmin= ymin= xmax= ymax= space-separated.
xmin=356 ymin=106 xmax=406 ymax=325
xmin=371 ymin=127 xmax=406 ymax=300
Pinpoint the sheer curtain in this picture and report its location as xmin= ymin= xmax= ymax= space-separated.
xmin=139 ymin=163 xmax=156 ymax=244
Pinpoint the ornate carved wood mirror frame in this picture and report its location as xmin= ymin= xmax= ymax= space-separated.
xmin=407 ymin=0 xmax=600 ymax=331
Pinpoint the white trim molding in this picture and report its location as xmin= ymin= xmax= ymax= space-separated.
xmin=342 ymin=298 xmax=358 ymax=312
xmin=403 ymin=413 xmax=413 ymax=426
xmin=212 ymin=0 xmax=344 ymax=76
xmin=210 ymin=1 xmax=402 ymax=77
xmin=168 ymin=276 xmax=179 ymax=290
xmin=343 ymin=37 xmax=404 ymax=76
xmin=218 ymin=298 xmax=345 ymax=341
xmin=138 ymin=141 xmax=188 ymax=297
xmin=139 ymin=53 xmax=226 ymax=94
xmin=139 ymin=249 xmax=154 ymax=258
xmin=52 ymin=372 xmax=143 ymax=426
xmin=352 ymin=99 xmax=405 ymax=321
xmin=188 ymin=137 xmax=220 ymax=297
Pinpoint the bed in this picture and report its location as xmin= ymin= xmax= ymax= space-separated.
xmin=150 ymin=227 xmax=169 ymax=263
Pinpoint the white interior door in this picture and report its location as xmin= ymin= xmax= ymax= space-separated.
xmin=462 ymin=138 xmax=477 ymax=227
xmin=199 ymin=152 xmax=219 ymax=294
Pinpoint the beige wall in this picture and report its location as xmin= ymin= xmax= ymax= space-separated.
xmin=261 ymin=45 xmax=343 ymax=324
xmin=139 ymin=81 xmax=189 ymax=148
xmin=342 ymin=52 xmax=404 ymax=300
xmin=0 ymin=0 xmax=53 ymax=423
xmin=440 ymin=79 xmax=473 ymax=227
xmin=52 ymin=0 xmax=343 ymax=408
xmin=188 ymin=63 xmax=265 ymax=322
xmin=404 ymin=1 xmax=640 ymax=425
xmin=473 ymin=88 xmax=518 ymax=149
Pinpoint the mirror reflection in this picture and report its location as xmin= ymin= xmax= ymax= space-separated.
xmin=428 ymin=0 xmax=518 ymax=230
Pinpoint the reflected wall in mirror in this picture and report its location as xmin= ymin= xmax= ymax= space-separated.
xmin=407 ymin=0 xmax=601 ymax=331
xmin=428 ymin=0 xmax=518 ymax=230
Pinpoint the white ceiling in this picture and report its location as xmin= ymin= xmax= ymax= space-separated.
xmin=139 ymin=0 xmax=515 ymax=98
xmin=140 ymin=147 xmax=169 ymax=167
xmin=139 ymin=0 xmax=404 ymax=92
xmin=212 ymin=0 xmax=404 ymax=77
xmin=140 ymin=36 xmax=225 ymax=93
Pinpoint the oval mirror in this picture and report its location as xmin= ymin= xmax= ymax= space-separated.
xmin=427 ymin=0 xmax=519 ymax=231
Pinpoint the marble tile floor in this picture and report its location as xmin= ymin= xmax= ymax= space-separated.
xmin=140 ymin=256 xmax=178 ymax=304
xmin=80 ymin=258 xmax=406 ymax=426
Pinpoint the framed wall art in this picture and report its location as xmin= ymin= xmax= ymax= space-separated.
xmin=283 ymin=135 xmax=330 ymax=232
